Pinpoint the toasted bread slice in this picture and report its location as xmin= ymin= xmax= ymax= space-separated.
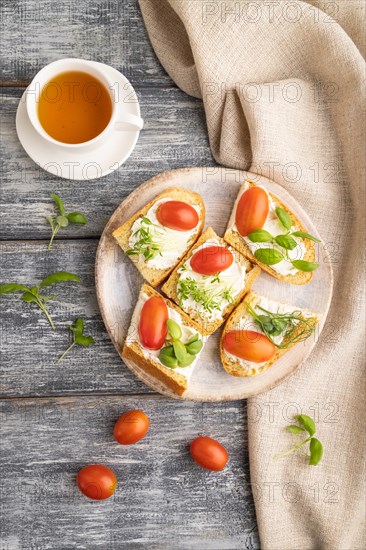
xmin=220 ymin=290 xmax=320 ymax=377
xmin=122 ymin=284 xmax=205 ymax=396
xmin=113 ymin=187 xmax=205 ymax=287
xmin=224 ymin=180 xmax=317 ymax=285
xmin=161 ymin=227 xmax=261 ymax=335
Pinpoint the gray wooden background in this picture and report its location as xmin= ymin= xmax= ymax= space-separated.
xmin=0 ymin=1 xmax=259 ymax=548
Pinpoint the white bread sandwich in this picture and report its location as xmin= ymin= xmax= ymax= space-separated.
xmin=161 ymin=227 xmax=261 ymax=335
xmin=122 ymin=284 xmax=206 ymax=396
xmin=224 ymin=180 xmax=320 ymax=285
xmin=113 ymin=187 xmax=205 ymax=287
xmin=220 ymin=290 xmax=320 ymax=377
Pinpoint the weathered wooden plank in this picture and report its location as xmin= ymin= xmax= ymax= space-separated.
xmin=0 ymin=394 xmax=259 ymax=550
xmin=0 ymin=239 xmax=155 ymax=397
xmin=0 ymin=86 xmax=214 ymax=241
xmin=0 ymin=0 xmax=173 ymax=86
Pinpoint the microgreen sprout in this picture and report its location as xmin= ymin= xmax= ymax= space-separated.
xmin=0 ymin=272 xmax=80 ymax=330
xmin=274 ymin=414 xmax=324 ymax=466
xmin=46 ymin=194 xmax=87 ymax=251
xmin=56 ymin=318 xmax=95 ymax=364
xmin=245 ymin=302 xmax=317 ymax=349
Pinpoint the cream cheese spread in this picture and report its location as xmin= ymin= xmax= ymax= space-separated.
xmin=128 ymin=199 xmax=200 ymax=270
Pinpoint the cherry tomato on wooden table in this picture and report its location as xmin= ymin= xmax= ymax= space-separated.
xmin=190 ymin=246 xmax=234 ymax=276
xmin=156 ymin=200 xmax=199 ymax=231
xmin=235 ymin=187 xmax=269 ymax=237
xmin=223 ymin=330 xmax=276 ymax=363
xmin=139 ymin=296 xmax=168 ymax=350
xmin=190 ymin=436 xmax=229 ymax=471
xmin=114 ymin=410 xmax=150 ymax=445
xmin=77 ymin=464 xmax=117 ymax=500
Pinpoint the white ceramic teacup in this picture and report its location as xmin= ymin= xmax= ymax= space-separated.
xmin=25 ymin=58 xmax=144 ymax=151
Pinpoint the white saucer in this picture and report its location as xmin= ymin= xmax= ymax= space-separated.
xmin=16 ymin=61 xmax=142 ymax=181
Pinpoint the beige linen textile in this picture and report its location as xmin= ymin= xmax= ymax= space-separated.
xmin=139 ymin=1 xmax=366 ymax=549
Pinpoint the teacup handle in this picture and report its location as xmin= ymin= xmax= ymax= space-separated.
xmin=115 ymin=113 xmax=144 ymax=132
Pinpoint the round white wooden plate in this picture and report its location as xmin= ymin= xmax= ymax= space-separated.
xmin=95 ymin=167 xmax=333 ymax=401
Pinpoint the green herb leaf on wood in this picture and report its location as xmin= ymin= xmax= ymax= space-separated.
xmin=0 ymin=272 xmax=80 ymax=330
xmin=47 ymin=194 xmax=87 ymax=250
xmin=56 ymin=318 xmax=95 ymax=364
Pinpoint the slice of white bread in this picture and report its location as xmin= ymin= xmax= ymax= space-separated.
xmin=161 ymin=227 xmax=261 ymax=335
xmin=122 ymin=284 xmax=205 ymax=396
xmin=220 ymin=290 xmax=320 ymax=377
xmin=224 ymin=180 xmax=317 ymax=285
xmin=113 ymin=187 xmax=205 ymax=287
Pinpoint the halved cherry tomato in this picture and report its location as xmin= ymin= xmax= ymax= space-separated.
xmin=77 ymin=464 xmax=117 ymax=500
xmin=235 ymin=187 xmax=269 ymax=237
xmin=114 ymin=410 xmax=150 ymax=445
xmin=139 ymin=296 xmax=168 ymax=350
xmin=223 ymin=330 xmax=276 ymax=363
xmin=190 ymin=246 xmax=233 ymax=275
xmin=156 ymin=200 xmax=199 ymax=231
xmin=190 ymin=436 xmax=228 ymax=471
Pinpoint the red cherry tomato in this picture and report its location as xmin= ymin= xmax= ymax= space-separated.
xmin=114 ymin=410 xmax=150 ymax=445
xmin=235 ymin=187 xmax=269 ymax=237
xmin=156 ymin=200 xmax=199 ymax=231
xmin=190 ymin=436 xmax=229 ymax=471
xmin=77 ymin=464 xmax=117 ymax=500
xmin=223 ymin=330 xmax=276 ymax=363
xmin=139 ymin=296 xmax=168 ymax=350
xmin=190 ymin=246 xmax=234 ymax=275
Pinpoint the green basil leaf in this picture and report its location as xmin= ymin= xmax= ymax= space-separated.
xmin=159 ymin=353 xmax=178 ymax=369
xmin=39 ymin=271 xmax=80 ymax=288
xmin=309 ymin=438 xmax=323 ymax=465
xmin=22 ymin=291 xmax=38 ymax=303
xmin=141 ymin=217 xmax=152 ymax=225
xmin=50 ymin=193 xmax=65 ymax=216
xmin=286 ymin=425 xmax=305 ymax=435
xmin=254 ymin=248 xmax=284 ymax=265
xmin=70 ymin=318 xmax=84 ymax=337
xmin=185 ymin=339 xmax=203 ymax=355
xmin=166 ymin=319 xmax=182 ymax=341
xmin=291 ymin=231 xmax=320 ymax=243
xmin=173 ymin=341 xmax=188 ymax=364
xmin=178 ymin=353 xmax=196 ymax=368
xmin=275 ymin=207 xmax=292 ymax=230
xmin=291 ymin=260 xmax=319 ymax=272
xmin=67 ymin=212 xmax=87 ymax=225
xmin=56 ymin=215 xmax=69 ymax=228
xmin=0 ymin=283 xmax=30 ymax=294
xmin=74 ymin=335 xmax=95 ymax=346
xmin=274 ymin=234 xmax=297 ymax=250
xmin=247 ymin=229 xmax=273 ymax=243
xmin=295 ymin=414 xmax=316 ymax=436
